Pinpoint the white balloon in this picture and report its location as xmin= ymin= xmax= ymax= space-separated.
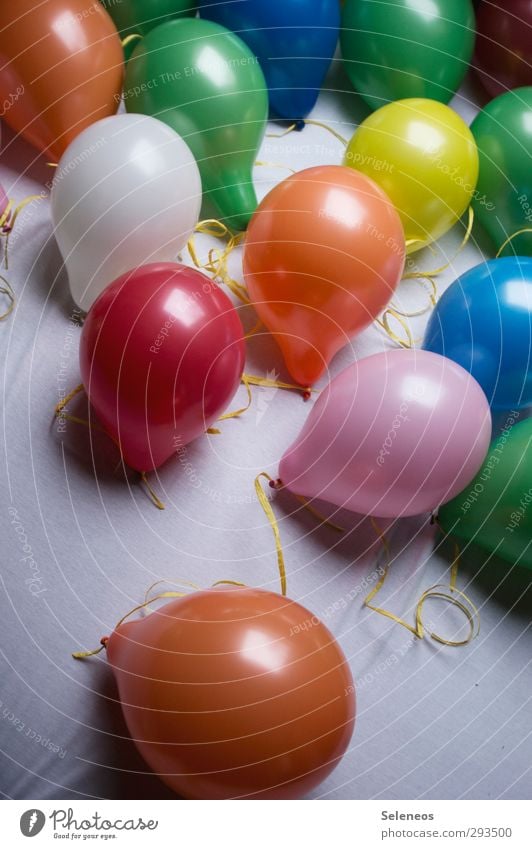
xmin=51 ymin=114 xmax=202 ymax=311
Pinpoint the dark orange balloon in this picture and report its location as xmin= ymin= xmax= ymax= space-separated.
xmin=243 ymin=165 xmax=405 ymax=386
xmin=0 ymin=0 xmax=123 ymax=161
xmin=107 ymin=586 xmax=356 ymax=799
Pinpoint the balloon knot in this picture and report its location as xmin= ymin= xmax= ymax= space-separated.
xmin=294 ymin=119 xmax=305 ymax=132
xmin=302 ymin=389 xmax=312 ymax=401
xmin=269 ymin=478 xmax=283 ymax=491
xmin=100 ymin=636 xmax=109 ymax=648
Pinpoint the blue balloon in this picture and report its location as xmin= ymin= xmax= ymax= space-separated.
xmin=423 ymin=257 xmax=532 ymax=410
xmin=197 ymin=0 xmax=340 ymax=121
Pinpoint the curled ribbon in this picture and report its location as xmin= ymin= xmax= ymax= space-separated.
xmin=187 ymin=219 xmax=249 ymax=304
xmin=73 ymin=578 xmax=248 ymax=659
xmin=364 ymin=519 xmax=480 ymax=647
xmin=54 ymin=384 xmax=166 ymax=510
xmin=496 ymin=228 xmax=532 ymax=258
xmin=0 ymin=275 xmax=15 ymax=321
xmin=1 ymin=194 xmax=43 ymax=269
xmin=266 ymin=119 xmax=348 ymax=146
xmin=254 ymin=474 xmax=347 ymax=598
xmin=121 ymin=33 xmax=142 ymax=50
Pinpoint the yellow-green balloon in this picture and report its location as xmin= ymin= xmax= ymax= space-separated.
xmin=439 ymin=418 xmax=532 ymax=571
xmin=344 ymin=99 xmax=478 ymax=252
xmin=125 ymin=18 xmax=268 ymax=230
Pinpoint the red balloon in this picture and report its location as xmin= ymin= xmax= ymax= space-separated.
xmin=79 ymin=263 xmax=245 ymax=472
xmin=475 ymin=0 xmax=532 ymax=96
xmin=106 ymin=586 xmax=356 ymax=799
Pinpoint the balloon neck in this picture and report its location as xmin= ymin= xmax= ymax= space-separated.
xmin=207 ymin=169 xmax=258 ymax=232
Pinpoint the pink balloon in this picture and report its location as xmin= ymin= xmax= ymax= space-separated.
xmin=279 ymin=350 xmax=492 ymax=518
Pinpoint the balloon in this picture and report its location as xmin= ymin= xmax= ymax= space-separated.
xmin=51 ymin=114 xmax=201 ymax=312
xmin=471 ymin=87 xmax=532 ymax=258
xmin=279 ymin=350 xmax=492 ymax=519
xmin=101 ymin=0 xmax=197 ymax=37
xmin=124 ymin=18 xmax=268 ymax=230
xmin=0 ymin=0 xmax=123 ymax=161
xmin=474 ymin=0 xmax=532 ymax=97
xmin=79 ymin=263 xmax=245 ymax=472
xmin=344 ymin=99 xmax=479 ymax=252
xmin=243 ymin=165 xmax=405 ymax=386
xmin=340 ymin=0 xmax=475 ymax=111
xmin=439 ymin=419 xmax=532 ymax=571
xmin=106 ymin=585 xmax=356 ymax=799
xmin=424 ymin=257 xmax=532 ymax=410
xmin=197 ymin=0 xmax=340 ymax=122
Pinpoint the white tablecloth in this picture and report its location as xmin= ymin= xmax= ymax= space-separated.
xmin=1 ymin=61 xmax=531 ymax=801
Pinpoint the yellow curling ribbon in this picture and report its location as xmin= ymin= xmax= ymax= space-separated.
xmin=255 ymin=160 xmax=296 ymax=174
xmin=496 ymin=228 xmax=532 ymax=258
xmin=0 ymin=200 xmax=13 ymax=231
xmin=243 ymin=372 xmax=314 ymax=400
xmin=72 ymin=591 xmax=188 ymax=658
xmin=211 ymin=579 xmax=247 ymax=589
xmin=54 ymin=383 xmax=104 ymax=431
xmin=214 ymin=373 xmax=315 ymax=432
xmin=389 ymin=274 xmax=439 ymax=320
xmin=364 ymin=519 xmax=480 ymax=646
xmin=1 ymin=194 xmax=43 ymax=269
xmin=375 ymin=308 xmax=415 ymax=349
xmin=55 ymin=384 xmax=166 ymax=509
xmin=266 ymin=123 xmax=298 ymax=138
xmin=121 ymin=33 xmax=143 ymax=49
xmin=377 ymin=208 xmax=475 ymax=343
xmin=292 ymin=495 xmax=345 ymax=533
xmin=255 ymin=473 xmax=287 ymax=596
xmin=266 ymin=119 xmax=348 ymax=146
xmin=143 ymin=578 xmax=201 ymax=602
xmin=254 ymin=474 xmax=351 ymax=597
xmin=187 ymin=220 xmax=249 ymax=304
xmin=1 ymin=194 xmax=42 ymax=234
xmin=73 ymin=578 xmax=250 ymax=659
xmin=139 ymin=472 xmax=165 ymax=511
xmin=402 ymin=206 xmax=475 ymax=285
xmin=0 ymin=275 xmax=15 ymax=321
xmin=218 ymin=374 xmax=253 ymax=421
xmin=244 ymin=316 xmax=264 ymax=339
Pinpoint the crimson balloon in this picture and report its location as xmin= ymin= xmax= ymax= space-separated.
xmin=79 ymin=263 xmax=245 ymax=472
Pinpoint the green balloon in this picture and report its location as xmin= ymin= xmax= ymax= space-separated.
xmin=471 ymin=87 xmax=532 ymax=258
xmin=340 ymin=0 xmax=475 ymax=111
xmin=439 ymin=418 xmax=532 ymax=571
xmin=100 ymin=0 xmax=197 ymax=38
xmin=125 ymin=18 xmax=268 ymax=230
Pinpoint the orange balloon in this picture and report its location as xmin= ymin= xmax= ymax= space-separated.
xmin=243 ymin=165 xmax=405 ymax=386
xmin=0 ymin=0 xmax=123 ymax=161
xmin=107 ymin=586 xmax=356 ymax=799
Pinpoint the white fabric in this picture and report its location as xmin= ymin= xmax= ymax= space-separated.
xmin=1 ymin=64 xmax=531 ymax=801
